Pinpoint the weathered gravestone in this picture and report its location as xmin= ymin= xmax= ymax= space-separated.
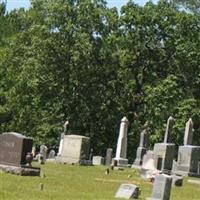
xmin=132 ymin=128 xmax=148 ymax=168
xmin=57 ymin=133 xmax=65 ymax=157
xmin=105 ymin=148 xmax=113 ymax=166
xmin=0 ymin=132 xmax=40 ymax=176
xmin=39 ymin=144 xmax=48 ymax=164
xmin=174 ymin=119 xmax=200 ymax=177
xmin=56 ymin=134 xmax=91 ymax=165
xmin=114 ymin=117 xmax=129 ymax=167
xmin=146 ymin=174 xmax=172 ymax=200
xmin=153 ymin=116 xmax=175 ymax=174
xmin=115 ymin=184 xmax=140 ymax=199
xmin=92 ymin=156 xmax=105 ymax=165
xmin=141 ymin=150 xmax=159 ymax=180
xmin=48 ymin=150 xmax=56 ymax=159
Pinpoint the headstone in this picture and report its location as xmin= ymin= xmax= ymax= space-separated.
xmin=114 ymin=117 xmax=129 ymax=166
xmin=141 ymin=151 xmax=159 ymax=180
xmin=175 ymin=119 xmax=200 ymax=177
xmin=153 ymin=143 xmax=175 ymax=173
xmin=164 ymin=116 xmax=175 ymax=143
xmin=56 ymin=134 xmax=90 ymax=165
xmin=32 ymin=146 xmax=36 ymax=157
xmin=175 ymin=145 xmax=200 ymax=176
xmin=115 ymin=184 xmax=140 ymax=199
xmin=146 ymin=174 xmax=172 ymax=200
xmin=57 ymin=133 xmax=65 ymax=156
xmin=92 ymin=156 xmax=105 ymax=165
xmin=153 ymin=117 xmax=176 ymax=173
xmin=39 ymin=145 xmax=48 ymax=164
xmin=142 ymin=151 xmax=156 ymax=170
xmin=105 ymin=148 xmax=113 ymax=166
xmin=0 ymin=132 xmax=40 ymax=176
xmin=89 ymin=148 xmax=94 ymax=161
xmin=48 ymin=150 xmax=56 ymax=159
xmin=133 ymin=129 xmax=148 ymax=167
xmin=183 ymin=118 xmax=193 ymax=146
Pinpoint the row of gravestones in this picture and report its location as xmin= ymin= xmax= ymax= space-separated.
xmin=136 ymin=117 xmax=200 ymax=178
xmin=1 ymin=116 xmax=200 ymax=175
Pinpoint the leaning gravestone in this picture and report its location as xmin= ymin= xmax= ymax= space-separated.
xmin=174 ymin=119 xmax=200 ymax=177
xmin=0 ymin=132 xmax=40 ymax=176
xmin=56 ymin=134 xmax=91 ymax=165
xmin=153 ymin=116 xmax=176 ymax=174
xmin=115 ymin=184 xmax=140 ymax=199
xmin=147 ymin=174 xmax=172 ymax=200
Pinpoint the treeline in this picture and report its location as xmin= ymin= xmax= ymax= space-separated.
xmin=0 ymin=0 xmax=200 ymax=159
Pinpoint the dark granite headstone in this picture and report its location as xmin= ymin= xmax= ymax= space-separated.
xmin=0 ymin=132 xmax=32 ymax=166
xmin=0 ymin=132 xmax=40 ymax=176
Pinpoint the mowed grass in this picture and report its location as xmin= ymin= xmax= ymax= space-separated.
xmin=0 ymin=162 xmax=200 ymax=200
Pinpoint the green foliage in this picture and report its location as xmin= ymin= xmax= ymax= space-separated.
xmin=173 ymin=0 xmax=200 ymax=14
xmin=0 ymin=0 xmax=200 ymax=157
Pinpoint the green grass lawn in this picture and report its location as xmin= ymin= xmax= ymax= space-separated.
xmin=0 ymin=162 xmax=200 ymax=200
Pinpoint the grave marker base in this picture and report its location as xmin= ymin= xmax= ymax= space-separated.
xmin=0 ymin=164 xmax=40 ymax=176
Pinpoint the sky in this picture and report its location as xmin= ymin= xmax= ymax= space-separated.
xmin=5 ymin=0 xmax=158 ymax=12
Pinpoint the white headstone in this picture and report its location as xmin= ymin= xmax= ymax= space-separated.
xmin=57 ymin=133 xmax=64 ymax=156
xmin=115 ymin=184 xmax=140 ymax=199
xmin=92 ymin=156 xmax=105 ymax=165
xmin=114 ymin=117 xmax=129 ymax=166
xmin=56 ymin=134 xmax=90 ymax=165
xmin=116 ymin=116 xmax=128 ymax=159
xmin=183 ymin=118 xmax=193 ymax=146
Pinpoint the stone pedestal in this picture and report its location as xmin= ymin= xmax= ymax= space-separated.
xmin=56 ymin=135 xmax=91 ymax=165
xmin=175 ymin=145 xmax=200 ymax=177
xmin=0 ymin=164 xmax=40 ymax=176
xmin=113 ymin=158 xmax=129 ymax=167
xmin=153 ymin=143 xmax=175 ymax=173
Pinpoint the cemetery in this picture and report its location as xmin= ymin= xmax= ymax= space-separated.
xmin=1 ymin=116 xmax=200 ymax=199
xmin=1 ymin=0 xmax=200 ymax=199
